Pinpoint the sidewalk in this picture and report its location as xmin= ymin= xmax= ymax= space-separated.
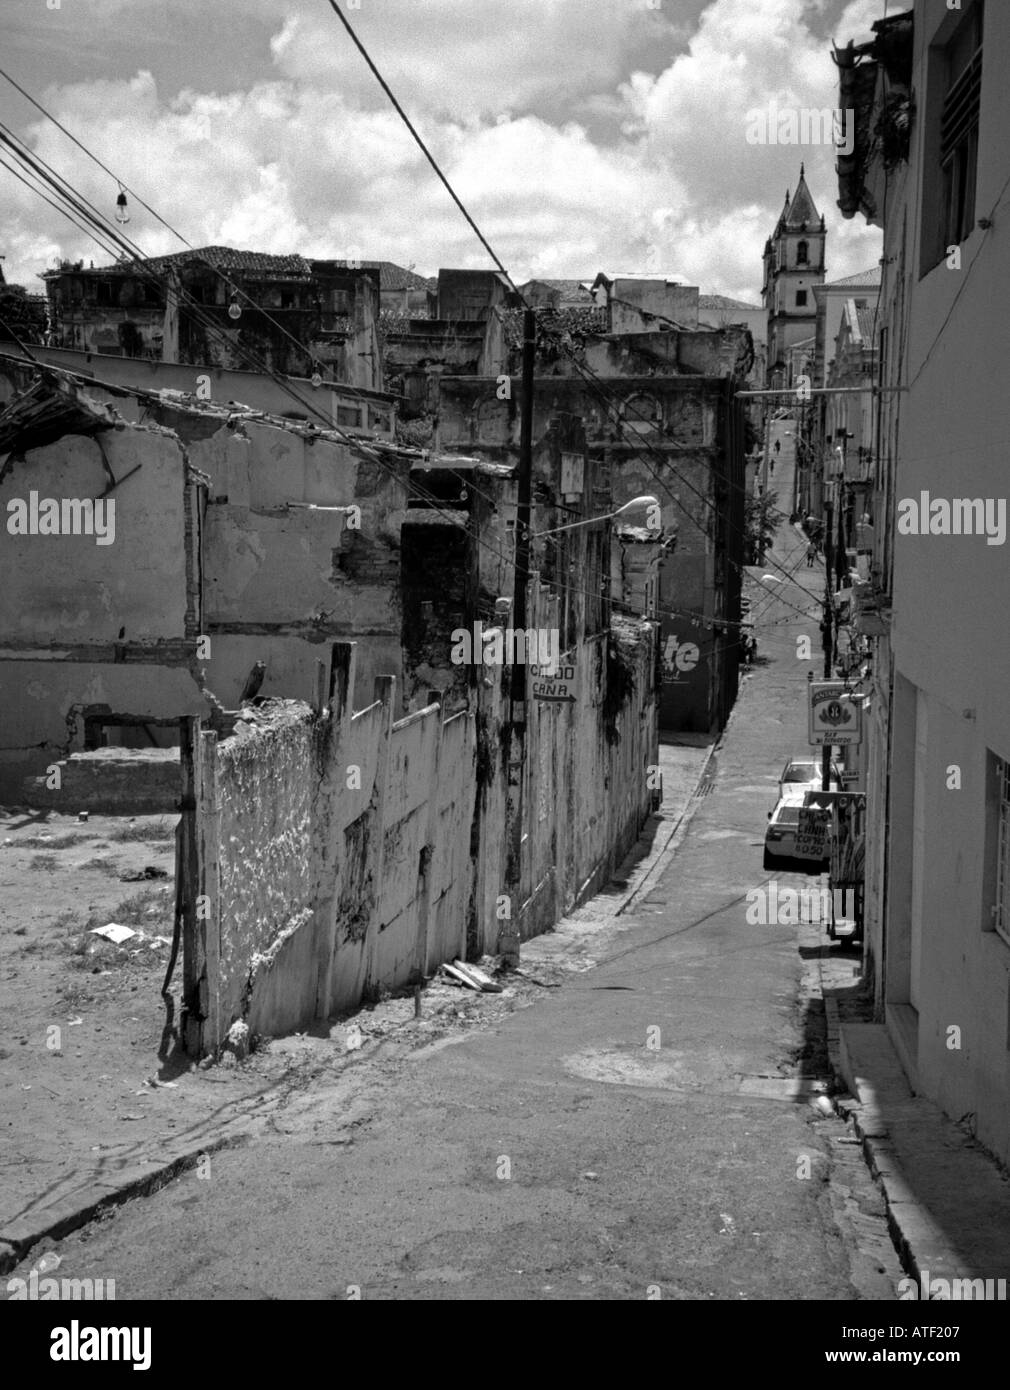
xmin=826 ymin=1009 xmax=1010 ymax=1291
xmin=1 ymin=742 xmax=714 ymax=1277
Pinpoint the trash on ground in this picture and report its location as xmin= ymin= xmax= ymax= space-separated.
xmin=444 ymin=959 xmax=504 ymax=993
xmin=90 ymin=923 xmax=136 ymax=944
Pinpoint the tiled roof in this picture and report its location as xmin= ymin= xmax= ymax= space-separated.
xmin=365 ymin=262 xmax=435 ymax=292
xmin=824 ymin=266 xmax=881 ymax=289
xmin=854 ymin=305 xmax=878 ymax=341
xmin=699 ymin=294 xmax=761 ymax=311
xmin=521 ymin=278 xmax=595 ymax=302
xmin=143 ymin=246 xmax=313 ymax=276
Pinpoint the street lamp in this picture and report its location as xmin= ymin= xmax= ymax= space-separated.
xmin=531 ymin=494 xmax=661 ymax=538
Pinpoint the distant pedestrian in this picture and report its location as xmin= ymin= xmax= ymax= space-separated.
xmin=806 ymin=542 xmax=817 ymax=568
xmin=774 ymin=440 xmax=781 ymax=454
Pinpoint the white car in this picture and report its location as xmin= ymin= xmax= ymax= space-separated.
xmin=763 ymin=792 xmax=831 ymax=872
xmin=778 ymin=758 xmax=842 ymax=797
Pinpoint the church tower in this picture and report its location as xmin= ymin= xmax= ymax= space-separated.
xmin=762 ymin=165 xmax=826 ymax=387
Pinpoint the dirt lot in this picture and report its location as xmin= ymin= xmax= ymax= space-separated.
xmin=0 ymin=804 xmax=577 ymax=1246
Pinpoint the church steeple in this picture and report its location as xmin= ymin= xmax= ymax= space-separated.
xmin=762 ymin=166 xmax=827 ymax=387
xmin=783 ymin=164 xmax=820 ymax=229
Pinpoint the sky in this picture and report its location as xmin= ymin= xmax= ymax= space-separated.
xmin=0 ymin=0 xmax=887 ymax=300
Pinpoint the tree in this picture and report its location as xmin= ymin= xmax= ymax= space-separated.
xmin=0 ymin=284 xmax=47 ymax=343
xmin=744 ymin=488 xmax=787 ymax=565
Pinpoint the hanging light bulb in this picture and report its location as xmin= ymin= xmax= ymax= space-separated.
xmin=115 ymin=187 xmax=130 ymax=224
xmin=228 ymin=294 xmax=242 ymax=321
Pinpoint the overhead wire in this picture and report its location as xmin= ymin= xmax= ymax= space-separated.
xmin=0 ymin=55 xmax=815 ymax=642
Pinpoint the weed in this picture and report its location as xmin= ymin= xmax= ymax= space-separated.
xmin=109 ymin=819 xmax=177 ymax=843
xmin=76 ymin=858 xmax=120 ymax=876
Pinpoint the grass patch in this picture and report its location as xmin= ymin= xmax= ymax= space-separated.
xmin=30 ymin=854 xmax=59 ymax=872
xmin=109 ymin=819 xmax=177 ymax=844
xmin=76 ymin=857 xmax=120 ymax=876
xmin=20 ymin=834 xmax=82 ymax=850
xmin=85 ymin=886 xmax=174 ymax=931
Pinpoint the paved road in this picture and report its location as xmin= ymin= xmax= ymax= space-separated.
xmin=18 ymin=451 xmax=899 ymax=1300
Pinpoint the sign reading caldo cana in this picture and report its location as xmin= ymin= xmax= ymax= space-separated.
xmin=808 ymin=680 xmax=862 ymax=747
xmin=530 ymin=662 xmax=578 ymax=703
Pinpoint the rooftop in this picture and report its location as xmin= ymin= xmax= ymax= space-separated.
xmin=699 ymin=294 xmax=762 ymax=312
xmin=824 ymin=266 xmax=882 ymax=289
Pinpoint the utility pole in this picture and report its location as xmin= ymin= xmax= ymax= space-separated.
xmin=502 ymin=307 xmax=535 ymax=967
xmin=820 ymin=484 xmax=835 ymax=792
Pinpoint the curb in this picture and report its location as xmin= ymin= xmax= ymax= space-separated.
xmin=614 ymin=738 xmax=718 ymax=917
xmin=0 ymin=1133 xmax=244 ymax=1279
xmin=816 ymin=948 xmax=979 ymax=1287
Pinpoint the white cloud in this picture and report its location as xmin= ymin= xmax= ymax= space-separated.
xmin=0 ymin=0 xmax=881 ymax=301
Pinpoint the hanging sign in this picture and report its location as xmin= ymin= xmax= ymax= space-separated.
xmin=809 ymin=681 xmax=862 ymax=746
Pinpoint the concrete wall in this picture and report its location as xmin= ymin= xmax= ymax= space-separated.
xmin=847 ymin=0 xmax=1010 ymax=1164
xmin=0 ymin=421 xmax=206 ymax=799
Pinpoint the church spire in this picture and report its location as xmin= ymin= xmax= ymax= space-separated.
xmin=783 ymin=165 xmax=820 ymax=228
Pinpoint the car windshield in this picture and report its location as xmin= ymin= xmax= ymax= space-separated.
xmin=775 ymin=805 xmax=803 ymax=825
xmin=784 ymin=765 xmax=817 ymax=780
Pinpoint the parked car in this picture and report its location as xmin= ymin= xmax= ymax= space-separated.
xmin=763 ymin=792 xmax=832 ymax=872
xmin=778 ymin=757 xmax=842 ymax=797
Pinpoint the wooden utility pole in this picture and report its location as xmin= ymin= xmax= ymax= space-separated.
xmin=821 ymin=488 xmax=835 ymax=792
xmin=502 ymin=308 xmax=536 ymax=966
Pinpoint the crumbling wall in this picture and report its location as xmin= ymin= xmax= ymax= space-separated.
xmin=184 ymin=595 xmax=656 ymax=1053
xmin=185 ymin=661 xmax=480 ymax=1051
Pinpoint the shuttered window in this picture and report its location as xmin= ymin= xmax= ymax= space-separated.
xmin=940 ymin=4 xmax=983 ymax=247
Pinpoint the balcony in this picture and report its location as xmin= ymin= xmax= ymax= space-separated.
xmin=851 ymin=578 xmax=891 ymax=637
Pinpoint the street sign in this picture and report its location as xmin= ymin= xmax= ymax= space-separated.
xmin=795 ymin=805 xmax=830 ymax=861
xmin=808 ymin=680 xmax=862 ymax=746
xmin=530 ymin=662 xmax=578 ymax=703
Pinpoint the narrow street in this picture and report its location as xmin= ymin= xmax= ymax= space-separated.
xmin=26 ymin=451 xmax=901 ymax=1300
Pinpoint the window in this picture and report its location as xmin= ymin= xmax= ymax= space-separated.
xmin=923 ymin=2 xmax=984 ymax=271
xmin=796 ymin=290 xmax=808 ymax=307
xmin=796 ymin=240 xmax=809 ymax=266
xmin=987 ymin=753 xmax=1010 ymax=948
xmin=941 ymin=4 xmax=983 ymax=247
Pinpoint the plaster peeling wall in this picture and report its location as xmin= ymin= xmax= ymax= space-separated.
xmin=213 ymin=715 xmax=318 ymax=1035
xmin=186 ymin=621 xmax=655 ymax=1054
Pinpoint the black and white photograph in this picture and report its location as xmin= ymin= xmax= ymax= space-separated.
xmin=0 ymin=0 xmax=1005 ymax=1353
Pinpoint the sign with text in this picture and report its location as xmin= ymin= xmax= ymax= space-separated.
xmin=560 ymin=452 xmax=585 ymax=496
xmin=795 ymin=805 xmax=830 ymax=861
xmin=530 ymin=662 xmax=578 ymax=703
xmin=808 ymin=681 xmax=862 ymax=746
